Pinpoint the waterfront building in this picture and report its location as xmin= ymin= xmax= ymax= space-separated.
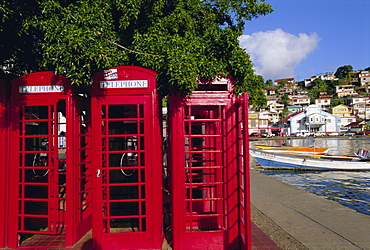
xmin=278 ymin=105 xmax=340 ymax=135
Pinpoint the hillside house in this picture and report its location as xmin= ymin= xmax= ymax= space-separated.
xmin=335 ymin=85 xmax=357 ymax=97
xmin=267 ymin=98 xmax=278 ymax=106
xmin=274 ymin=77 xmax=295 ymax=87
xmin=331 ymin=104 xmax=356 ymax=132
xmin=263 ymin=88 xmax=276 ymax=96
xmin=304 ymin=72 xmax=337 ymax=87
xmin=268 ymin=102 xmax=284 ymax=113
xmin=290 ymin=95 xmax=310 ymax=106
xmin=296 ymin=89 xmax=309 ymax=95
xmin=352 ymin=103 xmax=370 ymax=120
xmin=359 ymin=71 xmax=370 ymax=87
xmin=287 ymin=106 xmax=303 ymax=114
xmin=278 ymin=87 xmax=295 ymax=95
xmin=315 ymin=95 xmax=331 ymax=111
xmin=331 ymin=104 xmax=352 ymax=117
xmin=347 ymin=95 xmax=370 ymax=105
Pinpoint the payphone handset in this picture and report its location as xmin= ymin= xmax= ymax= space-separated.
xmin=32 ymin=137 xmax=49 ymax=178
xmin=119 ymin=136 xmax=138 ymax=177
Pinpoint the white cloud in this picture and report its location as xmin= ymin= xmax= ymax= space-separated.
xmin=239 ymin=29 xmax=320 ymax=80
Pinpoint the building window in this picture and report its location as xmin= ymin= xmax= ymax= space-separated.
xmin=250 ymin=120 xmax=256 ymax=128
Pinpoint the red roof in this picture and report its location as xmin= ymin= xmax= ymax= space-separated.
xmin=278 ymin=110 xmax=304 ymax=122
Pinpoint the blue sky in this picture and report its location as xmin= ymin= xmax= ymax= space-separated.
xmin=239 ymin=0 xmax=370 ymax=82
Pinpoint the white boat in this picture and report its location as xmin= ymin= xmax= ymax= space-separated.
xmin=250 ymin=149 xmax=370 ymax=171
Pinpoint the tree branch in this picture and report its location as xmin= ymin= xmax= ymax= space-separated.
xmin=107 ymin=40 xmax=165 ymax=58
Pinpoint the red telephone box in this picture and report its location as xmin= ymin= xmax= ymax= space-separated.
xmin=167 ymin=78 xmax=251 ymax=249
xmin=8 ymin=71 xmax=92 ymax=248
xmin=91 ymin=66 xmax=163 ymax=249
xmin=0 ymin=79 xmax=8 ymax=248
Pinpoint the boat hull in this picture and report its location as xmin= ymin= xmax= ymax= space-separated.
xmin=250 ymin=149 xmax=370 ymax=171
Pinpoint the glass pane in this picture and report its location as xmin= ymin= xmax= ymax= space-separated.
xmin=109 ymin=218 xmax=139 ymax=232
xmin=139 ymin=120 xmax=144 ymax=134
xmin=139 ymin=104 xmax=144 ymax=118
xmin=25 ymin=106 xmax=48 ymax=120
xmin=101 ymin=105 xmax=106 ymax=119
xmin=109 ymin=186 xmax=138 ymax=200
xmin=108 ymin=105 xmax=137 ymax=118
xmin=110 ymin=201 xmax=139 ymax=216
xmin=23 ymin=216 xmax=48 ymax=231
xmin=25 ymin=137 xmax=48 ymax=151
xmin=25 ymin=185 xmax=48 ymax=199
xmin=109 ymin=169 xmax=138 ymax=183
xmin=25 ymin=122 xmax=49 ymax=135
xmin=108 ymin=121 xmax=138 ymax=134
xmin=24 ymin=169 xmax=48 ymax=183
xmin=24 ymin=201 xmax=48 ymax=215
xmin=109 ymin=137 xmax=138 ymax=151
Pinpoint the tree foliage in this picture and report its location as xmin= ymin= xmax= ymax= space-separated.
xmin=0 ymin=0 xmax=272 ymax=103
xmin=331 ymin=97 xmax=345 ymax=107
xmin=308 ymin=78 xmax=327 ymax=100
xmin=335 ymin=65 xmax=354 ymax=79
xmin=278 ymin=94 xmax=290 ymax=107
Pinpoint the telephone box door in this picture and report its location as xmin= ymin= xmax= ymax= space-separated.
xmin=169 ymin=99 xmax=227 ymax=249
xmin=92 ymin=66 xmax=163 ymax=249
xmin=9 ymin=99 xmax=67 ymax=247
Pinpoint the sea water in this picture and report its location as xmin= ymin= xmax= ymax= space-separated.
xmin=250 ymin=137 xmax=370 ymax=216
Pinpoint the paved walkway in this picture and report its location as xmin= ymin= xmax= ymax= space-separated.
xmin=250 ymin=168 xmax=370 ymax=249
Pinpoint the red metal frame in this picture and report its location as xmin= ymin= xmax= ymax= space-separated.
xmin=0 ymin=79 xmax=8 ymax=248
xmin=8 ymin=72 xmax=92 ymax=248
xmin=238 ymin=93 xmax=251 ymax=249
xmin=168 ymin=78 xmax=251 ymax=249
xmin=91 ymin=66 xmax=163 ymax=249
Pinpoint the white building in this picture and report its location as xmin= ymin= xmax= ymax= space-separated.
xmin=285 ymin=105 xmax=340 ymax=135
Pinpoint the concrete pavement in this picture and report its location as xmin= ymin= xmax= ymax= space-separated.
xmin=250 ymin=168 xmax=370 ymax=249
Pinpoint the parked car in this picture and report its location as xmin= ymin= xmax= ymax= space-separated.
xmin=249 ymin=132 xmax=258 ymax=137
xmin=314 ymin=131 xmax=325 ymax=137
xmin=261 ymin=132 xmax=274 ymax=138
xmin=364 ymin=130 xmax=370 ymax=135
xmin=328 ymin=132 xmax=340 ymax=136
xmin=341 ymin=132 xmax=355 ymax=136
xmin=295 ymin=131 xmax=310 ymax=137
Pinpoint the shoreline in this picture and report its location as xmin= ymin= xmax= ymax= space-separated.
xmin=249 ymin=156 xmax=370 ymax=249
xmin=249 ymin=134 xmax=370 ymax=141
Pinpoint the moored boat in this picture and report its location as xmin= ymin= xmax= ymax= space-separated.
xmin=255 ymin=145 xmax=329 ymax=154
xmin=250 ymin=148 xmax=370 ymax=171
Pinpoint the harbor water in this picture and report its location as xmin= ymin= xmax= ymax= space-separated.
xmin=250 ymin=137 xmax=370 ymax=216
